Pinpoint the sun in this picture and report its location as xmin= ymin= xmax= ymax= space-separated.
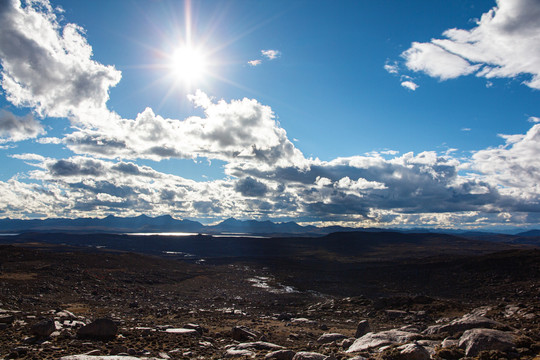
xmin=169 ymin=46 xmax=207 ymax=85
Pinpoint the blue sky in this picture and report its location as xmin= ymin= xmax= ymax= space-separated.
xmin=0 ymin=0 xmax=539 ymax=229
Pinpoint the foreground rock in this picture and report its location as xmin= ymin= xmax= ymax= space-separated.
xmin=77 ymin=318 xmax=118 ymax=340
xmin=458 ymin=328 xmax=516 ymax=356
xmin=346 ymin=329 xmax=420 ymax=352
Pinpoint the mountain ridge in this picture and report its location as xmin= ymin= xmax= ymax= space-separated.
xmin=0 ymin=215 xmax=537 ymax=237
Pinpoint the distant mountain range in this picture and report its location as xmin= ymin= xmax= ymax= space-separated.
xmin=0 ymin=215 xmax=537 ymax=237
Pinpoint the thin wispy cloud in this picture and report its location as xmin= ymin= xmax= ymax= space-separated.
xmin=248 ymin=59 xmax=262 ymax=66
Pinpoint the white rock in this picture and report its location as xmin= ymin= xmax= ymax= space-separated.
xmin=164 ymin=328 xmax=198 ymax=335
xmin=346 ymin=330 xmax=419 ymax=352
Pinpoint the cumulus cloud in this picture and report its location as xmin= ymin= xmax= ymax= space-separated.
xmin=401 ymin=80 xmax=419 ymax=91
xmin=248 ymin=59 xmax=262 ymax=66
xmin=235 ymin=177 xmax=268 ymax=197
xmin=0 ymin=0 xmax=121 ymax=121
xmin=0 ymin=109 xmax=44 ymax=142
xmin=401 ymin=0 xmax=540 ymax=88
xmin=64 ymin=91 xmax=307 ymax=170
xmin=261 ymin=49 xmax=280 ymax=60
xmin=472 ymin=124 xmax=540 ymax=205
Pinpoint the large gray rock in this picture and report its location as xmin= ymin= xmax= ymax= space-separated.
xmin=292 ymin=352 xmax=334 ymax=360
xmin=265 ymin=350 xmax=296 ymax=360
xmin=397 ymin=343 xmax=430 ymax=360
xmin=30 ymin=319 xmax=56 ymax=338
xmin=346 ymin=329 xmax=419 ymax=352
xmin=317 ymin=333 xmax=348 ymax=344
xmin=458 ymin=328 xmax=516 ymax=356
xmin=424 ymin=314 xmax=503 ymax=335
xmin=77 ymin=318 xmax=118 ymax=340
xmin=355 ymin=320 xmax=370 ymax=338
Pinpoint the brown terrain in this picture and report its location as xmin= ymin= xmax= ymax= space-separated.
xmin=0 ymin=232 xmax=539 ymax=360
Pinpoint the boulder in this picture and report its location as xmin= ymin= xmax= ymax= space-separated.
xmin=30 ymin=319 xmax=56 ymax=338
xmin=424 ymin=314 xmax=503 ymax=335
xmin=265 ymin=350 xmax=296 ymax=360
xmin=458 ymin=328 xmax=516 ymax=357
xmin=355 ymin=320 xmax=370 ymax=338
xmin=347 ymin=329 xmax=420 ymax=352
xmin=397 ymin=343 xmax=430 ymax=360
xmin=77 ymin=318 xmax=118 ymax=340
xmin=317 ymin=333 xmax=348 ymax=344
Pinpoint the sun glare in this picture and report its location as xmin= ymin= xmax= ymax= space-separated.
xmin=170 ymin=46 xmax=207 ymax=85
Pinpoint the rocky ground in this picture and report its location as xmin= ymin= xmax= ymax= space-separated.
xmin=0 ymin=241 xmax=539 ymax=360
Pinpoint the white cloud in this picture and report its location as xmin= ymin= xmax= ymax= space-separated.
xmin=248 ymin=59 xmax=262 ymax=66
xmin=528 ymin=116 xmax=540 ymax=123
xmin=401 ymin=0 xmax=540 ymax=89
xmin=261 ymin=49 xmax=280 ymax=60
xmin=0 ymin=0 xmax=121 ymax=121
xmin=0 ymin=109 xmax=44 ymax=142
xmin=65 ymin=92 xmax=308 ymax=170
xmin=461 ymin=128 xmax=471 ymax=132
xmin=401 ymin=80 xmax=419 ymax=91
xmin=472 ymin=123 xmax=540 ymax=203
